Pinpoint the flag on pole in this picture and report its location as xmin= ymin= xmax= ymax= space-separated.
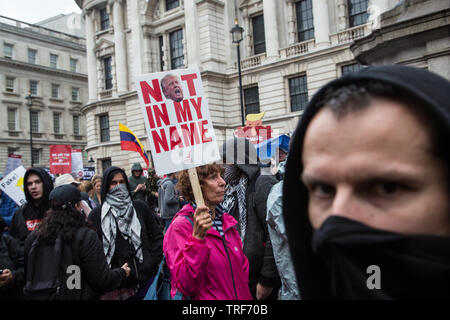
xmin=119 ymin=123 xmax=150 ymax=167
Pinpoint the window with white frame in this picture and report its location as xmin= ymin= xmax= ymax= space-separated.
xmin=100 ymin=7 xmax=110 ymax=30
xmin=348 ymin=0 xmax=368 ymax=27
xmin=5 ymin=76 xmax=15 ymax=93
xmin=70 ymin=58 xmax=77 ymax=72
xmin=7 ymin=108 xmax=17 ymax=131
xmin=244 ymin=86 xmax=260 ymax=116
xmin=99 ymin=114 xmax=110 ymax=142
xmin=104 ymin=56 xmax=113 ymax=89
xmin=4 ymin=43 xmax=13 ymax=59
xmin=29 ymin=80 xmax=38 ymax=96
xmin=30 ymin=111 xmax=39 ymax=133
xmin=53 ymin=112 xmax=61 ymax=134
xmin=166 ymin=0 xmax=180 ymax=11
xmin=32 ymin=148 xmax=41 ymax=165
xmin=289 ymin=75 xmax=308 ymax=112
xmin=169 ymin=29 xmax=184 ymax=69
xmin=296 ymin=0 xmax=314 ymax=42
xmin=73 ymin=115 xmax=80 ymax=135
xmin=252 ymin=15 xmax=266 ymax=55
xmin=71 ymin=87 xmax=79 ymax=101
xmin=341 ymin=62 xmax=364 ymax=75
xmin=51 ymin=84 xmax=60 ymax=98
xmin=50 ymin=54 xmax=58 ymax=68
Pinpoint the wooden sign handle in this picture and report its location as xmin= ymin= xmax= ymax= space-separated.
xmin=188 ymin=167 xmax=205 ymax=207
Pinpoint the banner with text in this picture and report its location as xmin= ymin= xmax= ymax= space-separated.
xmin=49 ymin=145 xmax=72 ymax=174
xmin=5 ymin=153 xmax=23 ymax=176
xmin=72 ymin=149 xmax=84 ymax=179
xmin=0 ymin=165 xmax=27 ymax=206
xmin=135 ymin=68 xmax=220 ymax=176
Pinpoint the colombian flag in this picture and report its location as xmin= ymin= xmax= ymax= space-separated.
xmin=119 ymin=123 xmax=150 ymax=167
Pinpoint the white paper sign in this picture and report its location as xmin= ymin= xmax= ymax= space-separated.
xmin=71 ymin=149 xmax=84 ymax=179
xmin=0 ymin=165 xmax=27 ymax=206
xmin=135 ymin=68 xmax=220 ymax=176
xmin=5 ymin=154 xmax=22 ymax=176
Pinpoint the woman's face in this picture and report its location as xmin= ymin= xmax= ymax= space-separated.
xmin=94 ymin=181 xmax=102 ymax=194
xmin=202 ymin=171 xmax=226 ymax=207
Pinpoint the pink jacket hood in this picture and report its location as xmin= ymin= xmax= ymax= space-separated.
xmin=163 ymin=204 xmax=253 ymax=300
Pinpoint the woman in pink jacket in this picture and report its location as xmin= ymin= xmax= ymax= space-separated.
xmin=163 ymin=164 xmax=253 ymax=300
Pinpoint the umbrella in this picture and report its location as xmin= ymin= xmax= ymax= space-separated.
xmin=255 ymin=134 xmax=290 ymax=160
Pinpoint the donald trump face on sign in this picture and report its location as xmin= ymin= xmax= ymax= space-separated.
xmin=161 ymin=74 xmax=184 ymax=102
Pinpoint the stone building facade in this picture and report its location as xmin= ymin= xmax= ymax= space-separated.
xmin=0 ymin=15 xmax=88 ymax=171
xmin=75 ymin=0 xmax=401 ymax=174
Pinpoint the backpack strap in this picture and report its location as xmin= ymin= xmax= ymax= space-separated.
xmin=182 ymin=215 xmax=194 ymax=228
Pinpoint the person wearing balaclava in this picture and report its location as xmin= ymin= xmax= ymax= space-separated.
xmin=88 ymin=166 xmax=163 ymax=300
xmin=9 ymin=168 xmax=54 ymax=245
xmin=221 ymin=137 xmax=281 ymax=300
xmin=283 ymin=65 xmax=450 ymax=299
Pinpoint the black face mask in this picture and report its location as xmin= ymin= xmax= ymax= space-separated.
xmin=311 ymin=216 xmax=450 ymax=299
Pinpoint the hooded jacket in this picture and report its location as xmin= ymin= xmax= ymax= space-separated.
xmin=88 ymin=167 xmax=163 ymax=292
xmin=163 ymin=204 xmax=253 ymax=300
xmin=283 ymin=65 xmax=450 ymax=299
xmin=158 ymin=176 xmax=180 ymax=220
xmin=128 ymin=163 xmax=149 ymax=202
xmin=10 ymin=168 xmax=54 ymax=244
xmin=221 ymin=137 xmax=280 ymax=298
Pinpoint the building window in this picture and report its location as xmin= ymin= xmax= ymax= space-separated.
xmin=28 ymin=49 xmax=37 ymax=64
xmin=50 ymin=54 xmax=58 ymax=68
xmin=170 ymin=29 xmax=184 ymax=69
xmin=244 ymin=86 xmax=260 ymax=116
xmin=51 ymin=84 xmax=59 ymax=98
xmin=5 ymin=76 xmax=15 ymax=93
xmin=166 ymin=0 xmax=179 ymax=11
xmin=341 ymin=62 xmax=363 ymax=75
xmin=29 ymin=80 xmax=38 ymax=96
xmin=289 ymin=75 xmax=308 ymax=112
xmin=71 ymin=87 xmax=79 ymax=101
xmin=32 ymin=149 xmax=41 ymax=165
xmin=99 ymin=114 xmax=110 ymax=142
xmin=30 ymin=111 xmax=39 ymax=133
xmin=73 ymin=115 xmax=80 ymax=135
xmin=8 ymin=108 xmax=16 ymax=131
xmin=296 ymin=0 xmax=314 ymax=42
xmin=348 ymin=0 xmax=368 ymax=27
xmin=159 ymin=36 xmax=165 ymax=71
xmin=252 ymin=15 xmax=266 ymax=55
xmin=102 ymin=158 xmax=112 ymax=173
xmin=104 ymin=56 xmax=113 ymax=90
xmin=8 ymin=147 xmax=19 ymax=155
xmin=4 ymin=43 xmax=13 ymax=59
xmin=53 ymin=112 xmax=61 ymax=134
xmin=100 ymin=7 xmax=110 ymax=30
xmin=70 ymin=58 xmax=77 ymax=72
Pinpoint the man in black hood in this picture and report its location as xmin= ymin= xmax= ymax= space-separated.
xmin=88 ymin=166 xmax=163 ymax=300
xmin=9 ymin=168 xmax=54 ymax=245
xmin=283 ymin=65 xmax=450 ymax=299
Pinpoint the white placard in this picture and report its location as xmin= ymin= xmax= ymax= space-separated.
xmin=5 ymin=154 xmax=22 ymax=176
xmin=71 ymin=149 xmax=84 ymax=179
xmin=135 ymin=68 xmax=220 ymax=176
xmin=0 ymin=165 xmax=27 ymax=206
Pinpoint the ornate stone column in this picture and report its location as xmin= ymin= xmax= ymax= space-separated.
xmin=84 ymin=9 xmax=98 ymax=102
xmin=184 ymin=0 xmax=200 ymax=68
xmin=112 ymin=0 xmax=128 ymax=93
xmin=312 ymin=0 xmax=331 ymax=48
xmin=263 ymin=0 xmax=280 ymax=61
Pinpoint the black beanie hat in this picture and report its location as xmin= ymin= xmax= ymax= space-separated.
xmin=49 ymin=184 xmax=81 ymax=208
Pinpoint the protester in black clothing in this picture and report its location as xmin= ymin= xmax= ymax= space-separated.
xmin=88 ymin=167 xmax=163 ymax=300
xmin=23 ymin=184 xmax=130 ymax=300
xmin=0 ymin=216 xmax=24 ymax=300
xmin=221 ymin=137 xmax=280 ymax=300
xmin=283 ymin=65 xmax=450 ymax=299
xmin=10 ymin=168 xmax=53 ymax=245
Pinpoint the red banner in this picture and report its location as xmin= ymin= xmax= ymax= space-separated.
xmin=235 ymin=125 xmax=272 ymax=145
xmin=49 ymin=145 xmax=72 ymax=174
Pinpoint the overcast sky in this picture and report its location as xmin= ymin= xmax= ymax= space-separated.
xmin=0 ymin=0 xmax=82 ymax=24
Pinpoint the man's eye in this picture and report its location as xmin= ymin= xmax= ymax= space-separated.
xmin=372 ymin=181 xmax=400 ymax=196
xmin=309 ymin=183 xmax=335 ymax=198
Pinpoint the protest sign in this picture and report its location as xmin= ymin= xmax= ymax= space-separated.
xmin=235 ymin=125 xmax=272 ymax=145
xmin=72 ymin=149 xmax=84 ymax=179
xmin=135 ymin=68 xmax=220 ymax=176
xmin=50 ymin=145 xmax=72 ymax=174
xmin=135 ymin=68 xmax=220 ymax=206
xmin=5 ymin=153 xmax=22 ymax=176
xmin=82 ymin=166 xmax=96 ymax=181
xmin=0 ymin=165 xmax=26 ymax=206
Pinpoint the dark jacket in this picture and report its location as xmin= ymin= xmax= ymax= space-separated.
xmin=10 ymin=168 xmax=54 ymax=245
xmin=88 ymin=167 xmax=163 ymax=291
xmin=128 ymin=163 xmax=150 ymax=202
xmin=283 ymin=65 xmax=450 ymax=299
xmin=24 ymin=227 xmax=126 ymax=300
xmin=222 ymin=137 xmax=280 ymax=298
xmin=0 ymin=217 xmax=24 ymax=300
xmin=158 ymin=177 xmax=180 ymax=220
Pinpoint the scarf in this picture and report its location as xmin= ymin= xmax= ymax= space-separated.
xmin=312 ymin=216 xmax=450 ymax=299
xmin=101 ymin=184 xmax=143 ymax=266
xmin=223 ymin=165 xmax=248 ymax=242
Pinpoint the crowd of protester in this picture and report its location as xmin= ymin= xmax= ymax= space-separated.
xmin=0 ymin=65 xmax=449 ymax=300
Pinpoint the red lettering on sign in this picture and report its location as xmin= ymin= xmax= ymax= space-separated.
xmin=174 ymin=100 xmax=193 ymax=123
xmin=181 ymin=73 xmax=198 ymax=96
xmin=140 ymin=79 xmax=163 ymax=104
xmin=153 ymin=103 xmax=171 ymax=127
xmin=151 ymin=129 xmax=169 ymax=154
xmin=180 ymin=122 xmax=201 ymax=147
xmin=190 ymin=97 xmax=203 ymax=120
xmin=199 ymin=120 xmax=212 ymax=143
xmin=169 ymin=126 xmax=184 ymax=150
xmin=146 ymin=106 xmax=155 ymax=128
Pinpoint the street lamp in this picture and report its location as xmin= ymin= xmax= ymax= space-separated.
xmin=88 ymin=156 xmax=95 ymax=164
xmin=230 ymin=19 xmax=245 ymax=127
xmin=25 ymin=90 xmax=34 ymax=168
